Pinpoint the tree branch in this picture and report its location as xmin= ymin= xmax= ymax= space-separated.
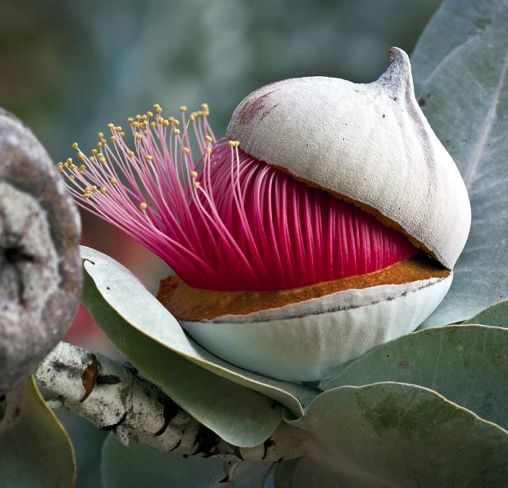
xmin=35 ymin=342 xmax=304 ymax=463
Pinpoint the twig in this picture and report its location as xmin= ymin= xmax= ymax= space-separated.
xmin=35 ymin=342 xmax=304 ymax=463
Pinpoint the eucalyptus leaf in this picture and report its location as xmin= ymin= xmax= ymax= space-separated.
xmin=286 ymin=383 xmax=508 ymax=487
xmin=82 ymin=262 xmax=280 ymax=448
xmin=0 ymin=378 xmax=76 ymax=488
xmin=466 ymin=299 xmax=508 ymax=327
xmin=321 ymin=325 xmax=508 ymax=429
xmin=101 ymin=434 xmax=225 ymax=488
xmin=81 ymin=246 xmax=316 ymax=448
xmin=412 ymin=0 xmax=508 ymax=325
xmin=81 ymin=246 xmax=315 ymax=415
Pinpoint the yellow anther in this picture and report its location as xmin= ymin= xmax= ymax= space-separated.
xmin=179 ymin=105 xmax=188 ymax=112
xmin=91 ymin=185 xmax=98 ymax=193
xmin=77 ymin=152 xmax=85 ymax=160
xmin=228 ymin=140 xmax=240 ymax=148
xmin=146 ymin=111 xmax=154 ymax=118
xmin=135 ymin=114 xmax=142 ymax=121
xmin=205 ymin=147 xmax=212 ymax=154
xmin=156 ymin=117 xmax=164 ymax=124
xmin=66 ymin=157 xmax=73 ymax=164
xmin=97 ymin=132 xmax=104 ymax=138
xmin=200 ymin=103 xmax=209 ymax=111
xmin=56 ymin=162 xmax=64 ymax=171
xmin=110 ymin=177 xmax=118 ymax=185
xmin=162 ymin=119 xmax=170 ymax=128
xmin=145 ymin=154 xmax=153 ymax=161
xmin=197 ymin=110 xmax=203 ymax=117
xmin=79 ymin=165 xmax=86 ymax=173
xmin=135 ymin=134 xmax=143 ymax=141
xmin=183 ymin=147 xmax=191 ymax=154
xmin=100 ymin=187 xmax=108 ymax=194
xmin=107 ymin=123 xmax=114 ymax=129
xmin=83 ymin=193 xmax=90 ymax=199
xmin=204 ymin=135 xmax=213 ymax=143
xmin=96 ymin=142 xmax=104 ymax=148
xmin=71 ymin=142 xmax=79 ymax=150
xmin=110 ymin=136 xmax=117 ymax=143
xmin=139 ymin=202 xmax=148 ymax=211
xmin=153 ymin=104 xmax=162 ymax=114
xmin=190 ymin=170 xmax=198 ymax=178
xmin=150 ymin=121 xmax=156 ymax=128
xmin=115 ymin=126 xmax=122 ymax=132
xmin=127 ymin=117 xmax=134 ymax=123
xmin=189 ymin=113 xmax=196 ymax=122
xmin=132 ymin=121 xmax=140 ymax=129
xmin=171 ymin=119 xmax=180 ymax=126
xmin=69 ymin=175 xmax=76 ymax=181
xmin=127 ymin=150 xmax=135 ymax=158
xmin=192 ymin=181 xmax=201 ymax=189
xmin=71 ymin=164 xmax=78 ymax=170
xmin=173 ymin=128 xmax=181 ymax=136
xmin=91 ymin=149 xmax=98 ymax=155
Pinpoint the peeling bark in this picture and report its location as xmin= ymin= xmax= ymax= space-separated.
xmin=35 ymin=342 xmax=305 ymax=463
xmin=0 ymin=109 xmax=82 ymax=393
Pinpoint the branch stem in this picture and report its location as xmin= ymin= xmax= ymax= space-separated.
xmin=35 ymin=342 xmax=304 ymax=463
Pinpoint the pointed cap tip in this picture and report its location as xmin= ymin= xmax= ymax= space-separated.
xmin=388 ymin=46 xmax=408 ymax=63
xmin=377 ymin=47 xmax=413 ymax=95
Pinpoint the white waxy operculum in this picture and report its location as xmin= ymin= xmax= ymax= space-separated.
xmin=226 ymin=48 xmax=471 ymax=268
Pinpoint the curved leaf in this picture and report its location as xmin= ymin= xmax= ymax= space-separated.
xmin=286 ymin=383 xmax=508 ymax=487
xmin=82 ymin=263 xmax=279 ymax=448
xmin=101 ymin=434 xmax=225 ymax=488
xmin=321 ymin=325 xmax=508 ymax=429
xmin=81 ymin=247 xmax=315 ymax=447
xmin=466 ymin=299 xmax=508 ymax=327
xmin=82 ymin=247 xmax=315 ymax=414
xmin=0 ymin=378 xmax=76 ymax=488
xmin=57 ymin=410 xmax=107 ymax=488
xmin=412 ymin=0 xmax=508 ymax=325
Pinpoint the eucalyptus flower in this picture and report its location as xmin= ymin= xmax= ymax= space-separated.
xmin=59 ymin=48 xmax=470 ymax=381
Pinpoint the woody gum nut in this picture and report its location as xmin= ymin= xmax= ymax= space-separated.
xmin=178 ymin=48 xmax=471 ymax=381
xmin=0 ymin=109 xmax=82 ymax=393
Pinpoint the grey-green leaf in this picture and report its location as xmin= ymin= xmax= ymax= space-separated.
xmin=412 ymin=0 xmax=508 ymax=325
xmin=82 ymin=261 xmax=279 ymax=448
xmin=81 ymin=246 xmax=315 ymax=416
xmin=81 ymin=246 xmax=315 ymax=447
xmin=101 ymin=434 xmax=225 ymax=488
xmin=321 ymin=325 xmax=508 ymax=430
xmin=466 ymin=299 xmax=508 ymax=327
xmin=0 ymin=378 xmax=76 ymax=488
xmin=286 ymin=383 xmax=508 ymax=487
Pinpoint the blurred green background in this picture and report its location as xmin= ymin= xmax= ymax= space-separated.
xmin=0 ymin=0 xmax=440 ymax=485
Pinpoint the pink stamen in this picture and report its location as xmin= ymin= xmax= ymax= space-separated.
xmin=59 ymin=105 xmax=416 ymax=292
